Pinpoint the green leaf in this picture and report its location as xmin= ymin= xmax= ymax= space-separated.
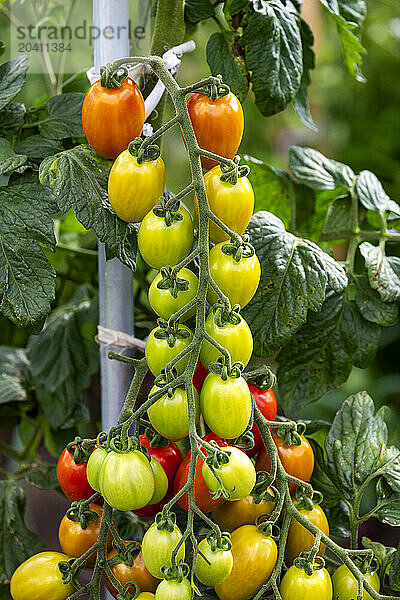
xmin=321 ymin=195 xmax=352 ymax=237
xmin=206 ymin=32 xmax=249 ymax=102
xmin=0 ymin=56 xmax=29 ymax=112
xmin=0 ymin=103 xmax=25 ymax=135
xmin=0 ymin=347 xmax=30 ymax=381
xmin=0 ymin=138 xmax=28 ymax=176
xmin=243 ymin=211 xmax=347 ymax=357
xmin=240 ymin=1 xmax=302 ymax=115
xmin=359 ymin=242 xmax=400 ymax=303
xmin=16 ymin=136 xmax=64 ymax=160
xmin=323 ymin=392 xmax=387 ymax=503
xmin=356 ymin=170 xmax=400 ymax=216
xmin=389 ymin=542 xmax=400 ymax=591
xmin=39 ymin=145 xmax=138 ymax=271
xmin=113 ymin=510 xmax=147 ymax=541
xmin=39 ymin=93 xmax=84 ymax=140
xmin=20 ymin=461 xmax=58 ymax=490
xmin=277 ymin=292 xmax=381 ymax=412
xmin=289 ymin=145 xmax=355 ymax=190
xmin=375 ymin=478 xmax=400 ymax=526
xmin=380 ymin=445 xmax=400 ymax=494
xmin=244 ymin=156 xmax=292 ymax=226
xmin=354 ymin=274 xmax=398 ymax=326
xmin=293 ymin=18 xmax=317 ymax=131
xmin=362 ymin=537 xmax=396 ymax=574
xmin=0 ymin=374 xmax=26 ymax=405
xmin=27 ymin=285 xmax=98 ymax=429
xmin=185 ymin=0 xmax=215 ymax=23
xmin=0 ymin=480 xmax=38 ymax=584
xmin=0 ymin=182 xmax=57 ymax=330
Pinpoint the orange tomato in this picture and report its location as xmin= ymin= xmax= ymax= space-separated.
xmin=104 ymin=541 xmax=159 ymax=597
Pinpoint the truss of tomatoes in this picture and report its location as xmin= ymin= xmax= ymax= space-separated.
xmin=10 ymin=78 xmax=347 ymax=600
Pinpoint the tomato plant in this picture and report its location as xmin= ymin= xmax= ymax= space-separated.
xmin=82 ymin=77 xmax=145 ymax=159
xmin=187 ymin=91 xmax=244 ymax=170
xmin=57 ymin=447 xmax=96 ymax=502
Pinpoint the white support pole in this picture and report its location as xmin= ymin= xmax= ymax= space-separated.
xmin=92 ymin=3 xmax=133 ymax=596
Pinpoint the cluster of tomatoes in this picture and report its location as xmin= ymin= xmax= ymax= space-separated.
xmin=9 ymin=74 xmax=382 ymax=600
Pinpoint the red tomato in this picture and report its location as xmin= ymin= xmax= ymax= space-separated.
xmin=57 ymin=447 xmax=96 ymax=502
xmin=193 ymin=360 xmax=209 ymax=396
xmin=133 ymin=435 xmax=182 ymax=518
xmin=246 ymin=385 xmax=277 ymax=457
xmin=82 ymin=77 xmax=145 ymax=160
xmin=173 ymin=433 xmax=228 ymax=513
xmin=187 ymin=92 xmax=244 ymax=170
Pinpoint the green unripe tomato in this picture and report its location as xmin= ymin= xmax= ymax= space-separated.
xmin=142 ymin=522 xmax=185 ymax=579
xmin=280 ymin=564 xmax=333 ymax=600
xmin=145 ymin=324 xmax=193 ymax=377
xmin=148 ymin=384 xmax=200 ymax=441
xmin=200 ymin=310 xmax=253 ymax=370
xmin=195 ymin=538 xmax=233 ymax=585
xmin=148 ymin=457 xmax=169 ymax=504
xmin=332 ymin=565 xmax=380 ymax=600
xmin=148 ymin=268 xmax=199 ymax=321
xmin=98 ymin=450 xmax=155 ymax=511
xmin=155 ymin=577 xmax=192 ymax=600
xmin=86 ymin=446 xmax=108 ymax=492
xmin=10 ymin=552 xmax=75 ymax=600
xmin=202 ymin=446 xmax=256 ymax=501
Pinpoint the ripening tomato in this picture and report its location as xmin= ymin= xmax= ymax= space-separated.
xmin=138 ymin=205 xmax=194 ymax=269
xmin=202 ymin=446 xmax=256 ymax=501
xmin=155 ymin=577 xmax=192 ymax=600
xmin=207 ymin=242 xmax=261 ymax=309
xmin=332 ymin=565 xmax=380 ymax=600
xmin=138 ymin=594 xmax=155 ymax=600
xmin=148 ymin=383 xmax=200 ymax=441
xmin=138 ymin=434 xmax=182 ymax=482
xmin=173 ymin=432 xmax=228 ymax=513
xmin=285 ymin=504 xmax=329 ymax=565
xmin=108 ymin=151 xmax=165 ymax=223
xmin=142 ymin=522 xmax=185 ymax=578
xmin=200 ymin=310 xmax=253 ymax=370
xmin=58 ymin=503 xmax=113 ymax=568
xmin=10 ymin=552 xmax=75 ymax=600
xmin=57 ymin=446 xmax=96 ymax=502
xmin=86 ymin=446 xmax=108 ymax=492
xmin=104 ymin=541 xmax=159 ymax=597
xmin=195 ymin=165 xmax=254 ymax=243
xmin=82 ymin=78 xmax=145 ymax=159
xmin=187 ymin=92 xmax=244 ymax=170
xmin=145 ymin=324 xmax=193 ymax=377
xmin=195 ymin=537 xmax=233 ymax=585
xmin=148 ymin=268 xmax=199 ymax=321
xmin=246 ymin=385 xmax=277 ymax=457
xmin=256 ymin=434 xmax=314 ymax=495
xmin=214 ymin=525 xmax=277 ymax=600
xmin=280 ymin=565 xmax=333 ymax=600
xmin=212 ymin=494 xmax=274 ymax=532
xmin=193 ymin=360 xmax=209 ymax=396
xmin=200 ymin=372 xmax=252 ymax=439
xmin=99 ymin=450 xmax=155 ymax=511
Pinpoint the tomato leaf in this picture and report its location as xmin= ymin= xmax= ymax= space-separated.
xmin=0 ymin=103 xmax=25 ymax=135
xmin=356 ymin=170 xmax=400 ymax=216
xmin=185 ymin=0 xmax=215 ymax=23
xmin=389 ymin=542 xmax=400 ymax=591
xmin=277 ymin=292 xmax=381 ymax=411
xmin=0 ymin=181 xmax=57 ymax=331
xmin=293 ymin=18 xmax=317 ymax=131
xmin=15 ymin=136 xmax=64 ymax=160
xmin=0 ymin=138 xmax=28 ymax=177
xmin=359 ymin=242 xmax=400 ymax=303
xmin=375 ymin=478 xmax=400 ymax=527
xmin=289 ymin=145 xmax=355 ymax=190
xmin=39 ymin=145 xmax=138 ymax=271
xmin=354 ymin=274 xmax=398 ymax=326
xmin=0 ymin=480 xmax=38 ymax=584
xmin=243 ymin=211 xmax=347 ymax=356
xmin=321 ymin=196 xmax=352 ymax=238
xmin=0 ymin=55 xmax=29 ymax=111
xmin=240 ymin=1 xmax=303 ymax=115
xmin=206 ymin=32 xmax=249 ymax=103
xmin=39 ymin=93 xmax=85 ymax=140
xmin=19 ymin=461 xmax=58 ymax=490
xmin=27 ymin=284 xmax=98 ymax=429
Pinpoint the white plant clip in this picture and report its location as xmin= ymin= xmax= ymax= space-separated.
xmin=86 ymin=40 xmax=196 ymax=137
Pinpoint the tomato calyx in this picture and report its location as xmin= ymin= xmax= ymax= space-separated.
xmin=66 ymin=501 xmax=100 ymax=529
xmin=99 ymin=63 xmax=129 ymax=88
xmin=152 ymin=196 xmax=184 ymax=227
xmin=143 ymin=426 xmax=170 ymax=448
xmin=156 ymin=266 xmax=191 ymax=299
xmin=208 ymin=357 xmax=244 ymax=381
xmin=154 ymin=319 xmax=192 ymax=347
xmin=108 ymin=540 xmax=141 ymax=568
xmin=154 ymin=509 xmax=178 ymax=533
xmin=251 ymin=472 xmax=279 ymax=505
xmin=232 ymin=428 xmax=255 ymax=452
xmin=212 ymin=301 xmax=242 ymax=327
xmin=294 ymin=487 xmax=323 ymax=511
xmin=255 ymin=514 xmax=280 ymax=540
xmin=204 ymin=445 xmax=232 ymax=500
xmin=204 ymin=530 xmax=232 ymax=552
xmin=246 ymin=364 xmax=277 ymax=391
xmin=58 ymin=556 xmax=83 ymax=587
xmin=67 ymin=436 xmax=96 ymax=464
xmin=194 ymin=75 xmax=230 ymax=101
xmin=221 ymin=233 xmax=256 ymax=264
xmin=219 ymin=155 xmax=250 ymax=185
xmin=116 ymin=580 xmax=140 ymax=600
xmin=294 ymin=551 xmax=326 ymax=577
xmin=161 ymin=561 xmax=190 ymax=583
xmin=275 ymin=421 xmax=306 ymax=447
xmin=128 ymin=136 xmax=161 ymax=163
